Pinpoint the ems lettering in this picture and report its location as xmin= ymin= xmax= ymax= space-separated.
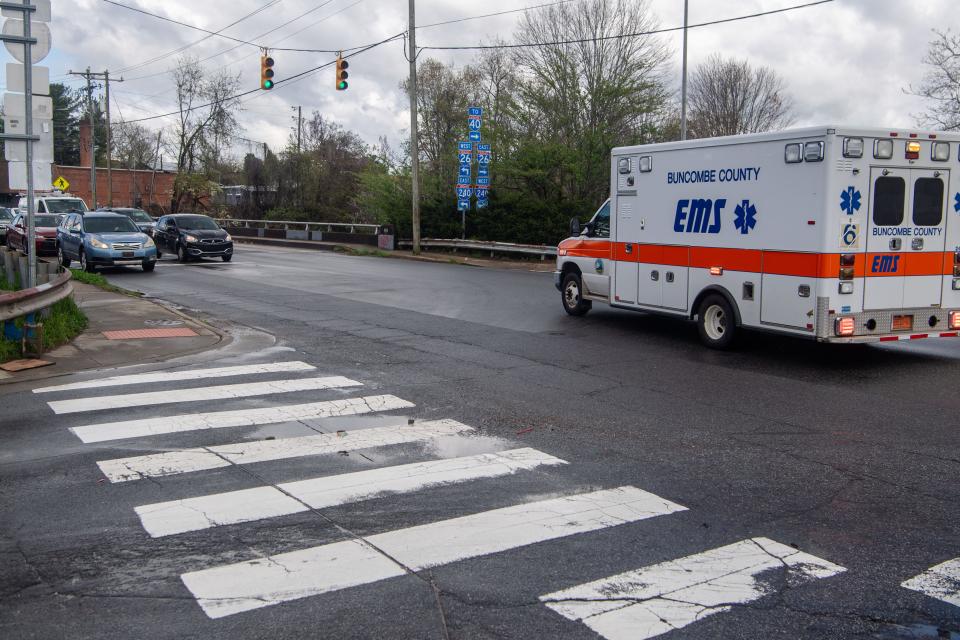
xmin=871 ymin=254 xmax=901 ymax=273
xmin=674 ymin=199 xmax=724 ymax=234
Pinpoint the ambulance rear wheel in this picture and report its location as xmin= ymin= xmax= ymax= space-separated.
xmin=561 ymin=272 xmax=591 ymax=316
xmin=697 ymin=294 xmax=736 ymax=349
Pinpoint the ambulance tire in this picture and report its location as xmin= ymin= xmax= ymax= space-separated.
xmin=561 ymin=272 xmax=592 ymax=316
xmin=697 ymin=294 xmax=736 ymax=349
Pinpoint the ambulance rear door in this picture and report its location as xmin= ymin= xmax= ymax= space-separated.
xmin=864 ymin=167 xmax=948 ymax=310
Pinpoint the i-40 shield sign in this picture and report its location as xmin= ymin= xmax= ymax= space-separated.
xmin=467 ymin=116 xmax=481 ymax=131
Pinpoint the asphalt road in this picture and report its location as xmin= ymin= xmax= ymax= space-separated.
xmin=2 ymin=243 xmax=959 ymax=640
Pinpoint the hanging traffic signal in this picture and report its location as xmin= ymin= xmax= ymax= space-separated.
xmin=335 ymin=54 xmax=348 ymax=91
xmin=260 ymin=55 xmax=275 ymax=90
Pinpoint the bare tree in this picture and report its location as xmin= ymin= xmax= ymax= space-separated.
xmin=911 ymin=30 xmax=960 ymax=130
xmin=171 ymin=56 xmax=241 ymax=209
xmin=687 ymin=54 xmax=794 ymax=138
xmin=113 ymin=122 xmax=156 ymax=169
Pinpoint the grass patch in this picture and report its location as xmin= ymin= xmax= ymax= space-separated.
xmin=0 ymin=296 xmax=88 ymax=363
xmin=69 ymin=268 xmax=143 ymax=297
xmin=334 ymin=246 xmax=392 ymax=258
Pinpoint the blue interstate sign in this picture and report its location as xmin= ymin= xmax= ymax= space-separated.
xmin=468 ymin=107 xmax=482 ymax=116
xmin=458 ymin=165 xmax=471 ymax=178
xmin=457 ymin=174 xmax=470 ymax=185
xmin=469 ymin=131 xmax=481 ymax=142
xmin=457 ymin=187 xmax=473 ymax=198
xmin=468 ymin=117 xmax=481 ymax=131
xmin=476 ymin=176 xmax=490 ymax=186
xmin=477 ymin=153 xmax=491 ymax=165
xmin=477 ymin=166 xmax=489 ymax=177
xmin=458 ymin=142 xmax=473 ymax=151
xmin=477 ymin=143 xmax=491 ymax=151
xmin=458 ymin=199 xmax=470 ymax=211
xmin=476 ymin=188 xmax=489 ymax=199
xmin=458 ymin=153 xmax=472 ymax=165
xmin=476 ymin=199 xmax=488 ymax=209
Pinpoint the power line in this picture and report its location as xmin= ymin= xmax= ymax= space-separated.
xmin=113 ymin=0 xmax=283 ymax=75
xmin=120 ymin=31 xmax=405 ymax=124
xmin=417 ymin=0 xmax=580 ymax=30
xmin=419 ymin=0 xmax=835 ymax=50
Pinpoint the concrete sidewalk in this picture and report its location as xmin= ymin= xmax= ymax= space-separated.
xmin=0 ymin=281 xmax=226 ymax=384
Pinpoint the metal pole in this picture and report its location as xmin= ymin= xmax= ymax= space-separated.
xmin=86 ymin=68 xmax=97 ymax=207
xmin=408 ymin=0 xmax=421 ymax=255
xmin=23 ymin=0 xmax=36 ymax=288
xmin=680 ymin=0 xmax=689 ymax=141
xmin=105 ymin=69 xmax=113 ymax=206
xmin=149 ymin=129 xmax=161 ymax=209
xmin=296 ymin=105 xmax=302 ymax=153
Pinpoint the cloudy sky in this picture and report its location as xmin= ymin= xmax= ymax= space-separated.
xmin=2 ymin=0 xmax=955 ymax=160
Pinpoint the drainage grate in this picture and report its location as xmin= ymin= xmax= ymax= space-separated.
xmin=103 ymin=328 xmax=199 ymax=340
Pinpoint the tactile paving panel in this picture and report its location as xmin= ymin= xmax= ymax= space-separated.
xmin=102 ymin=328 xmax=198 ymax=340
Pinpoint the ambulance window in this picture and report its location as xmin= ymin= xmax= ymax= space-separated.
xmin=872 ymin=177 xmax=905 ymax=226
xmin=912 ymin=178 xmax=943 ymax=226
xmin=592 ymin=202 xmax=610 ymax=238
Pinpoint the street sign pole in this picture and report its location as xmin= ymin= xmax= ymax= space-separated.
xmin=408 ymin=0 xmax=421 ymax=255
xmin=20 ymin=0 xmax=36 ymax=289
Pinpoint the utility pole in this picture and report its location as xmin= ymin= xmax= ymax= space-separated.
xmin=296 ymin=105 xmax=302 ymax=152
xmin=103 ymin=70 xmax=124 ymax=206
xmin=408 ymin=0 xmax=421 ymax=255
xmin=149 ymin=130 xmax=162 ymax=209
xmin=680 ymin=0 xmax=689 ymax=141
xmin=86 ymin=68 xmax=96 ymax=207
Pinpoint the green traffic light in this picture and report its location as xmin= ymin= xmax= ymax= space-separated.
xmin=263 ymin=80 xmax=274 ymax=90
xmin=338 ymin=81 xmax=348 ymax=90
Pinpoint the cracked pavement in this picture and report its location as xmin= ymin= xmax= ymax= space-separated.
xmin=1 ymin=244 xmax=958 ymax=639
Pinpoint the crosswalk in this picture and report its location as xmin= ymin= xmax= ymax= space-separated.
xmin=37 ymin=359 xmax=959 ymax=634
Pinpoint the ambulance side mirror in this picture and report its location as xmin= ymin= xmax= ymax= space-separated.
xmin=569 ymin=217 xmax=581 ymax=237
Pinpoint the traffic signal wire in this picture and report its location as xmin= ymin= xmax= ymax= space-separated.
xmin=418 ymin=0 xmax=835 ymax=50
xmin=119 ymin=31 xmax=405 ymax=124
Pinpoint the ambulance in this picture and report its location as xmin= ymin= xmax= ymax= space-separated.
xmin=555 ymin=126 xmax=960 ymax=348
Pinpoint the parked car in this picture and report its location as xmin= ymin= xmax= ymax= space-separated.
xmin=154 ymin=214 xmax=233 ymax=262
xmin=57 ymin=212 xmax=157 ymax=273
xmin=99 ymin=207 xmax=156 ymax=237
xmin=6 ymin=212 xmax=62 ymax=256
xmin=18 ymin=195 xmax=89 ymax=215
xmin=0 ymin=207 xmax=13 ymax=245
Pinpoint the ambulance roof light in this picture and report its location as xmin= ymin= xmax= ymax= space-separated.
xmin=804 ymin=141 xmax=824 ymax=162
xmin=874 ymin=139 xmax=894 ymax=159
xmin=931 ymin=141 xmax=950 ymax=161
xmin=784 ymin=143 xmax=802 ymax=163
xmin=842 ymin=137 xmax=863 ymax=158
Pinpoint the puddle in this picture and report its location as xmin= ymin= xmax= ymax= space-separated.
xmin=424 ymin=431 xmax=516 ymax=459
xmin=306 ymin=414 xmax=412 ymax=433
xmin=875 ymin=624 xmax=960 ymax=639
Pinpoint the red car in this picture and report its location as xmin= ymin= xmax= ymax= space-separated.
xmin=6 ymin=212 xmax=62 ymax=256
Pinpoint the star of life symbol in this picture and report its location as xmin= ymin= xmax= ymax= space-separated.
xmin=954 ymin=192 xmax=960 ymax=213
xmin=734 ymin=200 xmax=757 ymax=235
xmin=841 ymin=187 xmax=861 ymax=215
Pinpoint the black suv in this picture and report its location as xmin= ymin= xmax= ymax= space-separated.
xmin=154 ymin=214 xmax=234 ymax=262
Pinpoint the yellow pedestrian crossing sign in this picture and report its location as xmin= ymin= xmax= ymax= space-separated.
xmin=53 ymin=176 xmax=69 ymax=191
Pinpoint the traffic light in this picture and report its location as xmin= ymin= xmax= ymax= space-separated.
xmin=260 ymin=55 xmax=275 ymax=90
xmin=336 ymin=54 xmax=348 ymax=91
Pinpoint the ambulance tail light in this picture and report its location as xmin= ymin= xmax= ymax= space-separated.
xmin=835 ymin=317 xmax=855 ymax=337
xmin=906 ymin=141 xmax=921 ymax=160
xmin=949 ymin=312 xmax=960 ymax=330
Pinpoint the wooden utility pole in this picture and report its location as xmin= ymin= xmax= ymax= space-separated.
xmin=103 ymin=70 xmax=124 ymax=206
xmin=680 ymin=0 xmax=689 ymax=141
xmin=69 ymin=68 xmax=120 ymax=207
xmin=408 ymin=0 xmax=421 ymax=255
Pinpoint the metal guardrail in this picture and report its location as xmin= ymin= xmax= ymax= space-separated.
xmin=0 ymin=269 xmax=73 ymax=322
xmin=397 ymin=238 xmax=557 ymax=260
xmin=220 ymin=218 xmax=380 ymax=234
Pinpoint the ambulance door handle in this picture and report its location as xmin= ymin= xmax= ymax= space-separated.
xmin=911 ymin=238 xmax=923 ymax=250
xmin=889 ymin=238 xmax=901 ymax=251
xmin=625 ymin=243 xmax=633 ymax=254
xmin=651 ymin=270 xmax=659 ymax=281
xmin=640 ymin=218 xmax=646 ymax=231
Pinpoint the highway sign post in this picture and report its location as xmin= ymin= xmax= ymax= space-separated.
xmin=0 ymin=0 xmax=52 ymax=289
xmin=455 ymin=109 xmax=494 ymax=237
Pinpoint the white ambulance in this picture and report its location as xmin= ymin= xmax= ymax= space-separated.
xmin=555 ymin=126 xmax=960 ymax=348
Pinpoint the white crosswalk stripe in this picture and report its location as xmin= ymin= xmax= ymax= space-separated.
xmin=180 ymin=486 xmax=688 ymax=619
xmin=70 ymin=393 xmax=414 ymax=443
xmin=539 ymin=537 xmax=845 ymax=640
xmin=97 ymin=417 xmax=469 ymax=482
xmin=901 ymin=558 xmax=960 ymax=608
xmin=48 ymin=375 xmax=363 ymax=414
xmin=135 ymin=448 xmax=568 ymax=537
xmin=33 ymin=361 xmax=316 ymax=393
